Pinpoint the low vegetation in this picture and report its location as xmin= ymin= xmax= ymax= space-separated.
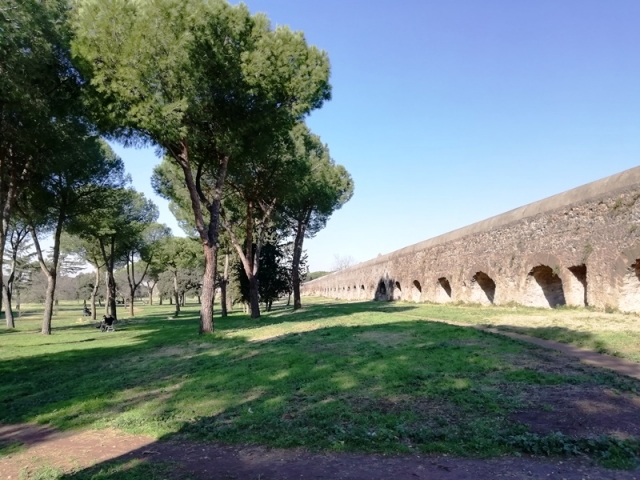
xmin=391 ymin=301 xmax=640 ymax=362
xmin=2 ymin=299 xmax=640 ymax=473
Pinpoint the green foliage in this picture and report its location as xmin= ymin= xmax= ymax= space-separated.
xmin=282 ymin=124 xmax=354 ymax=237
xmin=73 ymin=0 xmax=331 ymax=198
xmin=68 ymin=188 xmax=158 ymax=256
xmin=1 ymin=0 xmax=83 ymax=172
xmin=233 ymin=242 xmax=291 ymax=309
xmin=151 ymin=159 xmax=196 ymax=235
xmin=507 ymin=432 xmax=640 ymax=469
xmin=307 ymin=271 xmax=331 ymax=281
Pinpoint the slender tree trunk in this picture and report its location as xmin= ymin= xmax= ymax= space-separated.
xmin=16 ymin=289 xmax=20 ymax=317
xmin=3 ymin=285 xmax=13 ymax=327
xmin=4 ymin=255 xmax=17 ymax=324
xmin=148 ymin=282 xmax=155 ymax=305
xmin=41 ymin=273 xmax=56 ymax=334
xmin=31 ymin=211 xmax=63 ymax=335
xmin=128 ymin=255 xmax=135 ymax=317
xmin=292 ymin=214 xmax=309 ymax=310
xmin=247 ymin=203 xmax=260 ymax=319
xmin=173 ymin=272 xmax=180 ymax=315
xmin=107 ymin=270 xmax=117 ymax=320
xmin=249 ymin=274 xmax=260 ymax=318
xmin=1 ymin=184 xmax=15 ymax=328
xmin=220 ymin=253 xmax=229 ymax=318
xmin=90 ymin=267 xmax=100 ymax=321
xmin=223 ymin=199 xmax=276 ymax=320
xmin=129 ymin=287 xmax=135 ymax=317
xmin=159 ymin=294 xmax=163 ymax=305
xmin=100 ymin=238 xmax=117 ymax=320
xmin=199 ymin=243 xmax=216 ymax=331
xmin=171 ymin=141 xmax=228 ymax=334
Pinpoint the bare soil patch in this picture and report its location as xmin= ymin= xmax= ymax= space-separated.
xmin=2 ymin=423 xmax=640 ymax=479
xmin=513 ymin=386 xmax=640 ymax=439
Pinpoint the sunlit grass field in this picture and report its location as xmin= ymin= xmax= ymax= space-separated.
xmin=2 ymin=298 xmax=640 ymax=469
xmin=386 ymin=301 xmax=640 ymax=363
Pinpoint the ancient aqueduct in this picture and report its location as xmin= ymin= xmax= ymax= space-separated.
xmin=302 ymin=166 xmax=640 ymax=312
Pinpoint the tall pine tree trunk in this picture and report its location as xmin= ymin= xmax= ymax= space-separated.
xmin=220 ymin=253 xmax=229 ymax=317
xmin=173 ymin=272 xmax=180 ymax=316
xmin=172 ymin=142 xmax=227 ymax=334
xmin=248 ymin=274 xmax=260 ymax=318
xmin=1 ymin=182 xmax=15 ymax=329
xmin=292 ymin=214 xmax=309 ymax=310
xmin=199 ymin=249 xmax=215 ymax=327
xmin=107 ymin=270 xmax=117 ymax=320
xmin=3 ymin=285 xmax=13 ymax=327
xmin=32 ymin=212 xmax=63 ymax=335
xmin=244 ymin=202 xmax=260 ymax=319
xmin=128 ymin=255 xmax=135 ymax=317
xmin=99 ymin=239 xmax=117 ymax=319
xmin=41 ymin=272 xmax=57 ymax=335
xmin=129 ymin=287 xmax=135 ymax=317
xmin=90 ymin=267 xmax=100 ymax=320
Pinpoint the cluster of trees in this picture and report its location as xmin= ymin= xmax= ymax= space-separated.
xmin=1 ymin=0 xmax=353 ymax=335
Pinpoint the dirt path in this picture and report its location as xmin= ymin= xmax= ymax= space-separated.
xmin=1 ymin=423 xmax=638 ymax=479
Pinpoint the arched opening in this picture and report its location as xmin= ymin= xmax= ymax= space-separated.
xmin=567 ymin=264 xmax=587 ymax=306
xmin=436 ymin=277 xmax=452 ymax=302
xmin=438 ymin=278 xmax=451 ymax=297
xmin=393 ymin=281 xmax=402 ymax=300
xmin=375 ymin=280 xmax=388 ymax=301
xmin=619 ymin=259 xmax=640 ymax=312
xmin=471 ymin=272 xmax=496 ymax=305
xmin=525 ymin=265 xmax=566 ymax=308
xmin=411 ymin=280 xmax=422 ymax=302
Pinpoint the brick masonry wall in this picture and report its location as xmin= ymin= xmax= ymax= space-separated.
xmin=302 ymin=166 xmax=640 ymax=311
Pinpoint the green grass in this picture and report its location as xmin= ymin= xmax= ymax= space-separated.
xmin=378 ymin=301 xmax=640 ymax=362
xmin=2 ymin=298 xmax=640 ymax=470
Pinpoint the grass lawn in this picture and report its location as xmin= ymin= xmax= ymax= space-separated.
xmin=390 ymin=301 xmax=640 ymax=362
xmin=2 ymin=298 xmax=640 ymax=470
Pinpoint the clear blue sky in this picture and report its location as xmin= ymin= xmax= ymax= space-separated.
xmin=113 ymin=0 xmax=640 ymax=272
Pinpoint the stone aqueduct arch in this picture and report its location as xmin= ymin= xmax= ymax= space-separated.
xmin=302 ymin=166 xmax=640 ymax=312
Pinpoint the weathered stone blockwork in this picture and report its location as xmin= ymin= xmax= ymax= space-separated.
xmin=302 ymin=166 xmax=640 ymax=311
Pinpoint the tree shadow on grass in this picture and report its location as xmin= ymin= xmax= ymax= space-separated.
xmin=213 ymin=300 xmax=420 ymax=334
xmin=496 ymin=325 xmax=616 ymax=356
xmin=4 ymin=304 xmax=640 ymax=476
